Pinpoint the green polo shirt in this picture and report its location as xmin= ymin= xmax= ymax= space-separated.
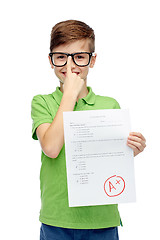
xmin=31 ymin=86 xmax=122 ymax=229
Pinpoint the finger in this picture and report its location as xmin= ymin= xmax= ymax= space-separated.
xmin=66 ymin=56 xmax=72 ymax=75
xmin=127 ymin=142 xmax=139 ymax=152
xmin=127 ymin=143 xmax=139 ymax=157
xmin=127 ymin=139 xmax=144 ymax=152
xmin=129 ymin=132 xmax=146 ymax=142
xmin=128 ymin=135 xmax=146 ymax=148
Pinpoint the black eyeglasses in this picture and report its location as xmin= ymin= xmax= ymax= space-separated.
xmin=49 ymin=52 xmax=94 ymax=67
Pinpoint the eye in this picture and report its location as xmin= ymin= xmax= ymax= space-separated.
xmin=75 ymin=54 xmax=85 ymax=61
xmin=57 ymin=55 xmax=65 ymax=59
xmin=53 ymin=54 xmax=67 ymax=61
xmin=77 ymin=55 xmax=84 ymax=59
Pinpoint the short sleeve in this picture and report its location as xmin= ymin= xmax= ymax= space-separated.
xmin=114 ymin=100 xmax=121 ymax=109
xmin=31 ymin=95 xmax=53 ymax=140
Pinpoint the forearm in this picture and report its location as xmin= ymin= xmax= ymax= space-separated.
xmin=41 ymin=92 xmax=77 ymax=158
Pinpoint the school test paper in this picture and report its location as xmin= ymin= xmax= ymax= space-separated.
xmin=63 ymin=109 xmax=136 ymax=207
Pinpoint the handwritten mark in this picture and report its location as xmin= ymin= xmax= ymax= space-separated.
xmin=104 ymin=175 xmax=125 ymax=197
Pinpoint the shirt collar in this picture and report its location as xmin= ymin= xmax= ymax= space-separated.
xmin=52 ymin=86 xmax=96 ymax=106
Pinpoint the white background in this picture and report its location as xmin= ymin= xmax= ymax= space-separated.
xmin=0 ymin=0 xmax=159 ymax=239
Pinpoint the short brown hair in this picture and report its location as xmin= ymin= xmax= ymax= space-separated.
xmin=50 ymin=20 xmax=95 ymax=52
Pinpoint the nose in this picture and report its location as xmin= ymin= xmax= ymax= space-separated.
xmin=67 ymin=56 xmax=72 ymax=61
xmin=67 ymin=56 xmax=76 ymax=67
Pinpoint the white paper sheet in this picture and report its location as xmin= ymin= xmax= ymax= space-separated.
xmin=63 ymin=109 xmax=136 ymax=207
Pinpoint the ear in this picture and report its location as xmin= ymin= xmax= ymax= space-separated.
xmin=48 ymin=55 xmax=54 ymax=69
xmin=89 ymin=53 xmax=97 ymax=68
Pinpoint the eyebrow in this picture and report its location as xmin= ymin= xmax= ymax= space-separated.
xmin=52 ymin=52 xmax=91 ymax=54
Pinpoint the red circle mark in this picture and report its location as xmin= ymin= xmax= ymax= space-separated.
xmin=104 ymin=175 xmax=125 ymax=197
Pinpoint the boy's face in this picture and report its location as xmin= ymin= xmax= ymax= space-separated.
xmin=49 ymin=39 xmax=97 ymax=85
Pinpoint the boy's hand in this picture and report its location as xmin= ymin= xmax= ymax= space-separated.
xmin=63 ymin=57 xmax=85 ymax=98
xmin=127 ymin=132 xmax=146 ymax=157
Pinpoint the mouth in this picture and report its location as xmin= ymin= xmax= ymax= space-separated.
xmin=62 ymin=72 xmax=66 ymax=77
xmin=61 ymin=72 xmax=80 ymax=76
xmin=73 ymin=72 xmax=80 ymax=75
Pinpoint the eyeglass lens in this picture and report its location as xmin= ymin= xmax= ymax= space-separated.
xmin=52 ymin=53 xmax=90 ymax=66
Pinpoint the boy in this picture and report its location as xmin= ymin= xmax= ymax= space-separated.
xmin=31 ymin=20 xmax=146 ymax=240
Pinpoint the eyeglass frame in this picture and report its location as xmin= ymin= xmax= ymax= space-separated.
xmin=49 ymin=52 xmax=95 ymax=67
